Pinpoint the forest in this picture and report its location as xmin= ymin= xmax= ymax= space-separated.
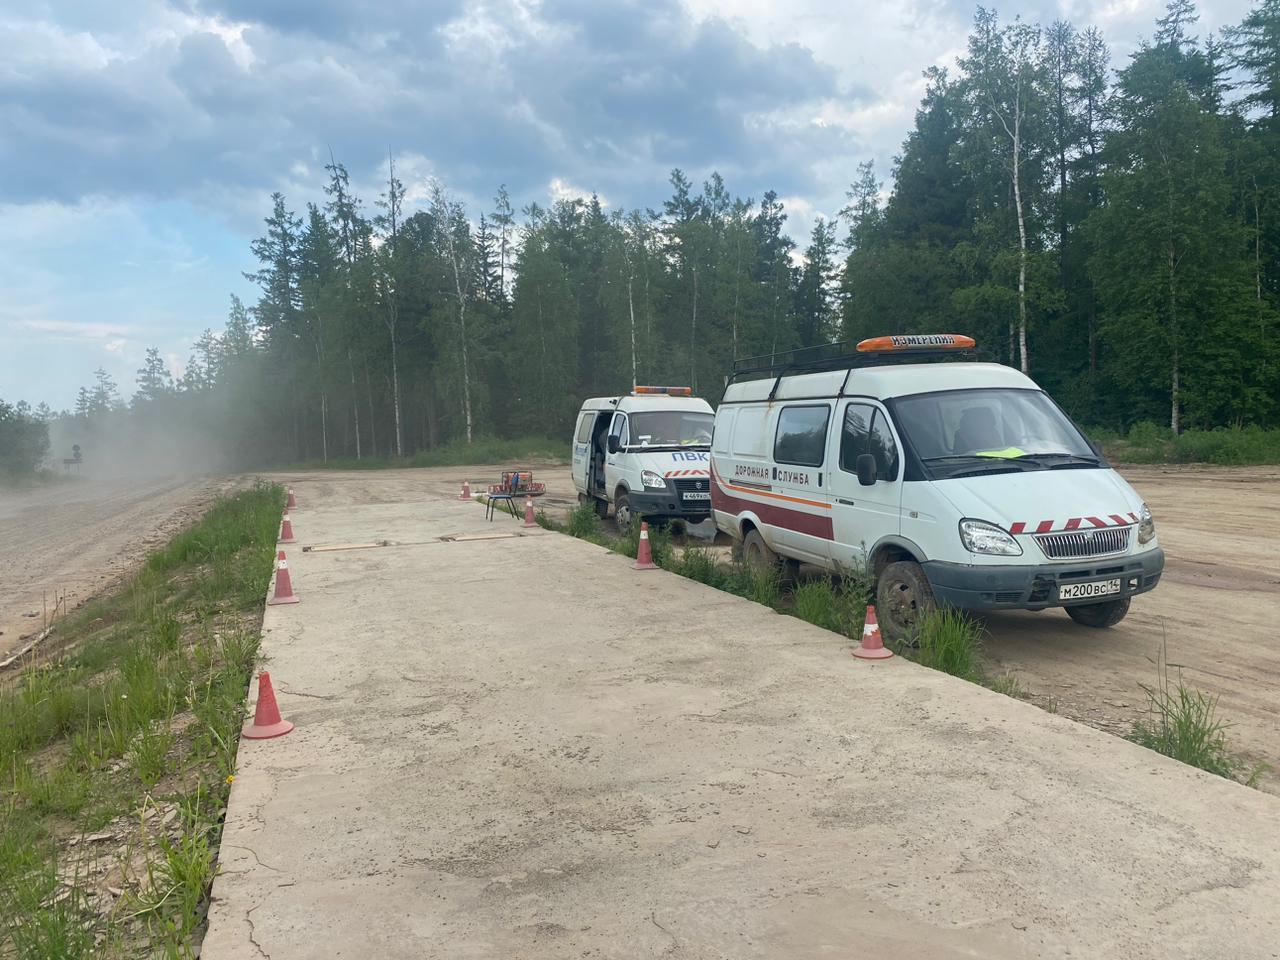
xmin=4 ymin=0 xmax=1278 ymax=475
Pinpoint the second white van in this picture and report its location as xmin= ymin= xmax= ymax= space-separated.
xmin=710 ymin=334 xmax=1165 ymax=641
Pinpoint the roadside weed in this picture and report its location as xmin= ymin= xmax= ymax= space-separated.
xmin=669 ymin=546 xmax=720 ymax=586
xmin=1129 ymin=645 xmax=1248 ymax=782
xmin=987 ymin=672 xmax=1025 ymax=699
xmin=791 ymin=575 xmax=868 ymax=637
xmin=914 ymin=608 xmax=983 ymax=681
xmin=130 ymin=722 xmax=176 ymax=788
xmin=565 ymin=501 xmax=602 ymax=539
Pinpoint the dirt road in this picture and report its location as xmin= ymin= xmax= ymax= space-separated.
xmin=0 ymin=474 xmax=242 ymax=661
xmin=371 ymin=462 xmax=1280 ymax=792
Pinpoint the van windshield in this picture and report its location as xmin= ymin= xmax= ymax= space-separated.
xmin=627 ymin=411 xmax=714 ymax=447
xmin=891 ymin=388 xmax=1097 ymax=477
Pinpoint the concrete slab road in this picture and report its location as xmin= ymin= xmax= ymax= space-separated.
xmin=203 ymin=477 xmax=1280 ymax=960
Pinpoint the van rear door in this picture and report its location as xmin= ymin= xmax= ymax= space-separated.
xmin=827 ymin=400 xmax=904 ymax=569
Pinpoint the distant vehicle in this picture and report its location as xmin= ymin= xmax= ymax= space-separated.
xmin=711 ymin=334 xmax=1164 ymax=642
xmin=572 ymin=387 xmax=715 ymax=533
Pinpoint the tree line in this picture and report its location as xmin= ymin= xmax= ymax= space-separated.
xmin=9 ymin=0 xmax=1278 ymax=474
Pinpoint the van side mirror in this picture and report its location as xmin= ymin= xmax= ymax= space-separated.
xmin=855 ymin=454 xmax=877 ymax=486
xmin=607 ymin=435 xmax=621 ymax=454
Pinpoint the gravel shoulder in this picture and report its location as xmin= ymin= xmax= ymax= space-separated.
xmin=0 ymin=474 xmax=244 ymax=662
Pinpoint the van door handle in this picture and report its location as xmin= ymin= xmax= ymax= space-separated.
xmin=838 ymin=498 xmax=857 ymax=507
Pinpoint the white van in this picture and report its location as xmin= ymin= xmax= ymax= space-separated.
xmin=572 ymin=387 xmax=716 ymax=532
xmin=711 ymin=334 xmax=1164 ymax=641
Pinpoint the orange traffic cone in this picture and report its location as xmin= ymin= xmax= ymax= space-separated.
xmin=523 ymin=496 xmax=538 ymax=528
xmin=633 ymin=522 xmax=659 ymax=570
xmin=286 ymin=487 xmax=297 ymax=509
xmin=242 ymin=671 xmax=294 ymax=739
xmin=458 ymin=480 xmax=472 ymax=501
xmin=852 ymin=604 xmax=894 ymax=660
xmin=279 ymin=512 xmax=297 ymax=544
xmin=267 ymin=550 xmax=300 ymax=605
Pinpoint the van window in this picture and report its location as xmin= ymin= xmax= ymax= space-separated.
xmin=840 ymin=404 xmax=899 ymax=481
xmin=608 ymin=413 xmax=629 ymax=447
xmin=713 ymin=409 xmax=735 ymax=455
xmin=575 ymin=413 xmax=594 ymax=443
xmin=774 ymin=405 xmax=829 ymax=467
xmin=732 ymin=406 xmax=769 ymax=457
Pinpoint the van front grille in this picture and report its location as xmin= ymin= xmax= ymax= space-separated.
xmin=671 ymin=478 xmax=710 ymax=496
xmin=1035 ymin=526 xmax=1130 ymax=559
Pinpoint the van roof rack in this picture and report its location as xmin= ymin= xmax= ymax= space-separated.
xmin=729 ymin=337 xmax=994 ymax=384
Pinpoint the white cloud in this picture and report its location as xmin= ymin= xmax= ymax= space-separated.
xmin=549 ymin=177 xmax=606 ymax=206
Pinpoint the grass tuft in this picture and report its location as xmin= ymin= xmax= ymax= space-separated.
xmin=913 ymin=608 xmax=983 ymax=681
xmin=1128 ymin=645 xmax=1254 ymax=782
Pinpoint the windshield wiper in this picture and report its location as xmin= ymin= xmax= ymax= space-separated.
xmin=1003 ymin=453 xmax=1101 ymax=468
xmin=923 ymin=455 xmax=1039 ymax=477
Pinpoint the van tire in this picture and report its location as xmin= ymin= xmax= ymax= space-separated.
xmin=1064 ymin=597 xmax=1130 ymax=628
xmin=614 ymin=492 xmax=634 ymax=534
xmin=876 ymin=561 xmax=937 ymax=646
xmin=742 ymin=529 xmax=781 ymax=572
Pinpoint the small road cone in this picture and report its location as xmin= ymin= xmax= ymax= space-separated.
xmin=279 ymin=512 xmax=297 ymax=544
xmin=286 ymin=487 xmax=297 ymax=509
xmin=242 ymin=671 xmax=294 ymax=739
xmin=459 ymin=480 xmax=472 ymax=501
xmin=267 ymin=551 xmax=300 ymax=605
xmin=852 ymin=604 xmax=894 ymax=660
xmin=523 ymin=496 xmax=538 ymax=528
xmin=633 ymin=522 xmax=659 ymax=570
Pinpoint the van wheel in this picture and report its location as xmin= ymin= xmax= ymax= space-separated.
xmin=1065 ymin=597 xmax=1130 ymax=628
xmin=742 ymin=529 xmax=780 ymax=572
xmin=614 ymin=493 xmax=634 ymax=534
xmin=876 ymin=561 xmax=937 ymax=646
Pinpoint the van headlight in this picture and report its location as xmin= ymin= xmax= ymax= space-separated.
xmin=959 ymin=519 xmax=1023 ymax=556
xmin=641 ymin=470 xmax=667 ymax=490
xmin=1138 ymin=503 xmax=1156 ymax=544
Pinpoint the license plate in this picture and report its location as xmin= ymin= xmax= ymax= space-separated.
xmin=1059 ymin=579 xmax=1121 ymax=601
xmin=682 ymin=492 xmax=711 ymax=501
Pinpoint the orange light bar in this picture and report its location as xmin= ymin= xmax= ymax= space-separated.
xmin=632 ymin=385 xmax=693 ymax=396
xmin=857 ymin=334 xmax=976 ymax=352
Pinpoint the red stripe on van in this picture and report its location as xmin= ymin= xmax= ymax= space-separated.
xmin=710 ymin=465 xmax=834 ymax=541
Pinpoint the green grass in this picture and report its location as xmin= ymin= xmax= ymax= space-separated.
xmin=0 ymin=482 xmax=282 ymax=957
xmin=284 ymin=435 xmax=567 ymax=471
xmin=1128 ymin=646 xmax=1262 ymax=784
xmin=912 ymin=608 xmax=983 ymax=681
xmin=790 ymin=575 xmax=869 ymax=638
xmin=1090 ymin=422 xmax=1280 ymax=465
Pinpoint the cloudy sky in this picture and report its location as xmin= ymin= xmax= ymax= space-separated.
xmin=0 ymin=0 xmax=1254 ymax=409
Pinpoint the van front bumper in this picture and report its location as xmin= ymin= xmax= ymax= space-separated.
xmin=922 ymin=548 xmax=1164 ymax=611
xmin=629 ymin=489 xmax=712 ymax=522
